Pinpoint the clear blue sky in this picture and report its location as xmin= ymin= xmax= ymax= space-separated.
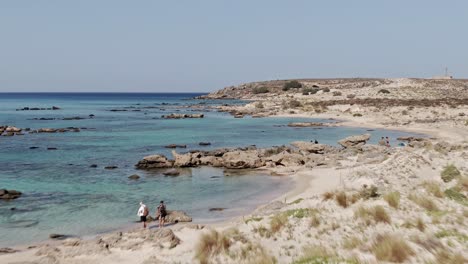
xmin=0 ymin=1 xmax=467 ymax=92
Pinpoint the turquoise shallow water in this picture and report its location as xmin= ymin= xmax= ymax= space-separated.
xmin=0 ymin=93 xmax=421 ymax=247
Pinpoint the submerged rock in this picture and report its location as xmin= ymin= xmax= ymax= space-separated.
xmin=162 ymin=113 xmax=204 ymax=119
xmin=163 ymin=169 xmax=180 ymax=176
xmin=288 ymin=122 xmax=323 ymax=127
xmin=135 ymin=155 xmax=174 ymax=169
xmin=49 ymin=234 xmax=67 ymax=239
xmin=164 ymin=144 xmax=187 ymax=149
xmin=0 ymin=189 xmax=22 ymax=200
xmin=128 ymin=174 xmax=140 ymax=180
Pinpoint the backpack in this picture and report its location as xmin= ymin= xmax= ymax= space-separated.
xmin=143 ymin=206 xmax=149 ymax=216
xmin=159 ymin=204 xmax=166 ymax=215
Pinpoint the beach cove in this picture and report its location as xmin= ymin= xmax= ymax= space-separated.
xmin=1 ymin=80 xmax=467 ymax=264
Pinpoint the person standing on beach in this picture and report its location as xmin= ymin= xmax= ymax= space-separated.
xmin=137 ymin=202 xmax=149 ymax=228
xmin=157 ymin=201 xmax=167 ymax=228
xmin=378 ymin=137 xmax=386 ymax=146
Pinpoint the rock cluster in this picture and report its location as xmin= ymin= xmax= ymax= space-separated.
xmin=162 ymin=113 xmax=204 ymax=119
xmin=136 ymin=134 xmax=373 ymax=170
xmin=0 ymin=189 xmax=22 ymax=200
xmin=16 ymin=106 xmax=61 ymax=111
xmin=0 ymin=125 xmax=81 ymax=137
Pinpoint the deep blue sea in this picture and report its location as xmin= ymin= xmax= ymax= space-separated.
xmin=0 ymin=93 xmax=420 ymax=246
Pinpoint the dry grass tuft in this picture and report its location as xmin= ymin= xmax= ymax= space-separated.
xmin=322 ymin=191 xmax=334 ymax=201
xmin=372 ymin=234 xmax=414 ymax=263
xmin=416 ymin=217 xmax=426 ymax=232
xmin=422 ymin=181 xmax=444 ymax=198
xmin=335 ymin=191 xmax=348 ymax=208
xmin=355 ymin=205 xmax=391 ymax=224
xmin=457 ymin=177 xmax=468 ymax=191
xmin=435 ymin=249 xmax=467 ymax=264
xmin=270 ymin=213 xmax=288 ymax=234
xmin=411 ymin=235 xmax=443 ymax=252
xmin=384 ymin=191 xmax=400 ymax=208
xmin=195 ymin=229 xmax=276 ymax=264
xmin=195 ymin=230 xmax=231 ymax=264
xmin=343 ymin=236 xmax=363 ymax=250
xmin=309 ymin=215 xmax=320 ymax=228
xmin=409 ymin=193 xmax=439 ymax=211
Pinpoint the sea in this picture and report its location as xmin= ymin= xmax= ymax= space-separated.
xmin=0 ymin=93 xmax=421 ymax=246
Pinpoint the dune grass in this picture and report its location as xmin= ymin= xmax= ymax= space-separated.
xmin=422 ymin=181 xmax=444 ymax=198
xmin=270 ymin=214 xmax=288 ymax=234
xmin=335 ymin=191 xmax=349 ymax=208
xmin=435 ymin=249 xmax=467 ymax=264
xmin=195 ymin=230 xmax=232 ymax=264
xmin=372 ymin=234 xmax=414 ymax=263
xmin=322 ymin=191 xmax=334 ymax=201
xmin=292 ymin=245 xmax=360 ymax=264
xmin=409 ymin=193 xmax=439 ymax=212
xmin=355 ymin=205 xmax=391 ymax=224
xmin=444 ymin=188 xmax=468 ymax=206
xmin=288 ymin=198 xmax=304 ymax=205
xmin=384 ymin=191 xmax=400 ymax=208
xmin=195 ymin=229 xmax=276 ymax=264
xmin=342 ymin=236 xmax=363 ymax=250
xmin=441 ymin=164 xmax=461 ymax=182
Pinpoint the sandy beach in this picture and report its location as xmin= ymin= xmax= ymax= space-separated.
xmin=1 ymin=78 xmax=467 ymax=264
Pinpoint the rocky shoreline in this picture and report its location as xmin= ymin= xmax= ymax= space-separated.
xmin=1 ymin=78 xmax=467 ymax=263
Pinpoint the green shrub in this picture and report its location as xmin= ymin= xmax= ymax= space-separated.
xmin=289 ymin=99 xmax=301 ymax=108
xmin=252 ymin=87 xmax=269 ymax=94
xmin=321 ymin=88 xmax=330 ymax=92
xmin=332 ymin=91 xmax=342 ymax=96
xmin=255 ymin=101 xmax=264 ymax=109
xmin=353 ymin=113 xmax=363 ymax=117
xmin=283 ymin=80 xmax=302 ymax=90
xmin=378 ymin=89 xmax=390 ymax=94
xmin=444 ymin=188 xmax=468 ymax=206
xmin=441 ymin=164 xmax=461 ymax=182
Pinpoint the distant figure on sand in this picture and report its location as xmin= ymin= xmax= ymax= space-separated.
xmin=157 ymin=201 xmax=167 ymax=228
xmin=378 ymin=137 xmax=386 ymax=146
xmin=385 ymin=136 xmax=390 ymax=147
xmin=137 ymin=202 xmax=149 ymax=228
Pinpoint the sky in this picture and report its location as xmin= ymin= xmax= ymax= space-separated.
xmin=0 ymin=0 xmax=467 ymax=92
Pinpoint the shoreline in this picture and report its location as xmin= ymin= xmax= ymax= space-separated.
xmin=0 ymin=114 xmax=435 ymax=248
xmin=2 ymin=79 xmax=467 ymax=263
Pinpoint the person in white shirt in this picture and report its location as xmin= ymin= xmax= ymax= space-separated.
xmin=137 ymin=202 xmax=149 ymax=228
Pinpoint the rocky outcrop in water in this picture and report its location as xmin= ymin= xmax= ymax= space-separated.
xmin=338 ymin=134 xmax=371 ymax=149
xmin=135 ymin=134 xmax=387 ymax=171
xmin=0 ymin=189 xmax=22 ymax=200
xmin=135 ymin=154 xmax=175 ymax=169
xmin=16 ymin=106 xmax=61 ymax=111
xmin=0 ymin=125 xmax=83 ymax=137
xmin=162 ymin=113 xmax=204 ymax=119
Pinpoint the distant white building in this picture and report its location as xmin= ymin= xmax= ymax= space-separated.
xmin=432 ymin=75 xmax=453 ymax=80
